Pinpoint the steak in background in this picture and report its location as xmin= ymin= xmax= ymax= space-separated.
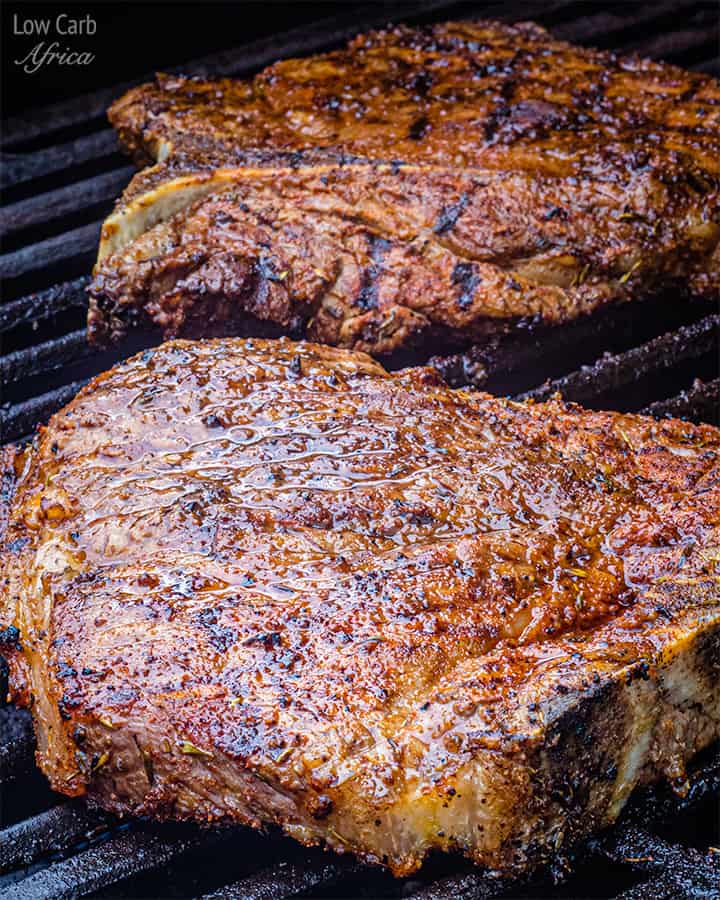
xmin=88 ymin=19 xmax=720 ymax=354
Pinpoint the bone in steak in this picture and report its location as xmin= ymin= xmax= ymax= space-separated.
xmin=1 ymin=338 xmax=719 ymax=875
xmin=88 ymin=20 xmax=720 ymax=353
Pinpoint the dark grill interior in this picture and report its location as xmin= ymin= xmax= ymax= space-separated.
xmin=1 ymin=1 xmax=718 ymax=897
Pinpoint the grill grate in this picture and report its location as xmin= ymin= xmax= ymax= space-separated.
xmin=519 ymin=314 xmax=720 ymax=406
xmin=1 ymin=1 xmax=719 ymax=897
xmin=643 ymin=377 xmax=720 ymax=423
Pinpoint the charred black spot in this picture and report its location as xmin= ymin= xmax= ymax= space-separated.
xmin=408 ymin=115 xmax=430 ymax=140
xmin=289 ymin=354 xmax=303 ymax=377
xmin=57 ymin=663 xmax=78 ymax=679
xmin=434 ymin=193 xmax=469 ymax=235
xmin=243 ymin=631 xmax=282 ymax=650
xmin=500 ymin=78 xmax=517 ymax=102
xmin=107 ymin=686 xmax=138 ymax=704
xmin=58 ymin=693 xmax=81 ymax=719
xmin=114 ymin=304 xmax=142 ymax=327
xmin=451 ymin=261 xmax=481 ymax=310
xmin=0 ymin=625 xmax=21 ymax=650
xmin=409 ymin=70 xmax=433 ymax=96
xmin=0 ymin=625 xmax=21 ymax=649
xmin=356 ymin=235 xmax=391 ymax=311
xmin=626 ymin=661 xmax=650 ymax=683
xmin=94 ymin=294 xmax=114 ymax=314
xmin=685 ymin=169 xmax=714 ymax=195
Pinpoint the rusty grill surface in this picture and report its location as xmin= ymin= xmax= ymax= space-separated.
xmin=1 ymin=1 xmax=719 ymax=897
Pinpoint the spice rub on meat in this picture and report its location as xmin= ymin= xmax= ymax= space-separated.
xmin=1 ymin=338 xmax=719 ymax=875
xmin=89 ymin=19 xmax=720 ymax=353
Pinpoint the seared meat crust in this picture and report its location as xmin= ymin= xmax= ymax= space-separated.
xmin=89 ymin=20 xmax=720 ymax=353
xmin=1 ymin=338 xmax=719 ymax=875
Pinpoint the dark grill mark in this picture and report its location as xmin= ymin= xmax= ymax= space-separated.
xmin=452 ymin=261 xmax=481 ymax=310
xmin=500 ymin=78 xmax=517 ymax=103
xmin=356 ymin=235 xmax=391 ymax=311
xmin=408 ymin=115 xmax=430 ymax=140
xmin=0 ymin=624 xmax=21 ymax=648
xmin=434 ymin=193 xmax=470 ymax=235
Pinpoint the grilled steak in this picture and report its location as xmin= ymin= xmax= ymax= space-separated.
xmin=88 ymin=19 xmax=720 ymax=352
xmin=1 ymin=338 xmax=719 ymax=875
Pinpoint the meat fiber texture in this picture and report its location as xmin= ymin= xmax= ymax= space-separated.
xmin=1 ymin=338 xmax=719 ymax=875
xmin=88 ymin=19 xmax=720 ymax=355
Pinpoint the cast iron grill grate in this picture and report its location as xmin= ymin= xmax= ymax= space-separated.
xmin=1 ymin=1 xmax=719 ymax=897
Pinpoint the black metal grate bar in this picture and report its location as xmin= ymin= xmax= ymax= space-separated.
xmin=0 ymin=709 xmax=35 ymax=784
xmin=0 ymin=829 xmax=213 ymax=900
xmin=0 ymin=380 xmax=90 ymax=444
xmin=201 ymin=859 xmax=358 ymax=900
xmin=622 ymin=21 xmax=718 ymax=61
xmin=406 ymin=871 xmax=510 ymax=899
xmin=694 ymin=57 xmax=720 ymax=77
xmin=0 ymin=168 xmax=134 ymax=238
xmin=2 ymin=330 xmax=91 ymax=387
xmin=601 ymin=828 xmax=720 ymax=897
xmin=550 ymin=0 xmax=707 ymax=44
xmin=430 ymin=297 xmax=715 ymax=391
xmin=642 ymin=377 xmax=720 ymax=423
xmin=0 ymin=131 xmax=120 ymax=192
xmin=0 ymin=278 xmax=89 ymax=335
xmin=0 ymin=804 xmax=111 ymax=873
xmin=519 ymin=314 xmax=720 ymax=405
xmin=0 ymin=221 xmax=101 ymax=283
